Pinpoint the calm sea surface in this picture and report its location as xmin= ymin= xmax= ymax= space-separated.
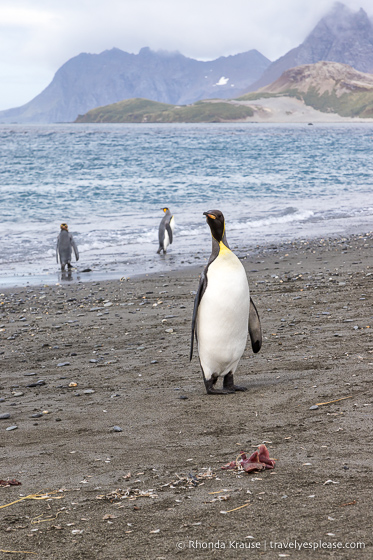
xmin=0 ymin=123 xmax=372 ymax=286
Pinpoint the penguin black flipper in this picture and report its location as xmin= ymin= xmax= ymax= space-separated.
xmin=190 ymin=270 xmax=208 ymax=360
xmin=190 ymin=230 xmax=222 ymax=361
xmin=249 ymin=297 xmax=262 ymax=353
xmin=166 ymin=222 xmax=173 ymax=245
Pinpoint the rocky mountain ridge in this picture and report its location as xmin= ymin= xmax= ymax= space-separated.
xmin=249 ymin=3 xmax=373 ymax=90
xmin=259 ymin=61 xmax=373 ymax=96
xmin=0 ymin=48 xmax=269 ymax=124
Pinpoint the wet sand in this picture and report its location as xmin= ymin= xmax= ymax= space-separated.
xmin=0 ymin=232 xmax=372 ymax=559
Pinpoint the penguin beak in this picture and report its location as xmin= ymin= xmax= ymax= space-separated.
xmin=203 ymin=212 xmax=216 ymax=220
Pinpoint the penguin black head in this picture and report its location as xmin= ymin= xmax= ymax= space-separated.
xmin=203 ymin=210 xmax=225 ymax=242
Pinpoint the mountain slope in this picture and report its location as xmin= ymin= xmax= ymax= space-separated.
xmin=248 ymin=3 xmax=373 ymax=91
xmin=240 ymin=61 xmax=373 ymax=117
xmin=0 ymin=48 xmax=270 ymax=124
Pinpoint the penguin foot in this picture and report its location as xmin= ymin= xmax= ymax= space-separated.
xmin=223 ymin=373 xmax=248 ymax=392
xmin=232 ymin=385 xmax=248 ymax=392
xmin=204 ymin=377 xmax=234 ymax=395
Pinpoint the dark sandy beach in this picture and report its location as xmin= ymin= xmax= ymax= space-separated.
xmin=0 ymin=232 xmax=372 ymax=559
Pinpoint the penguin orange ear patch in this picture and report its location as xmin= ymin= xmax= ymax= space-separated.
xmin=206 ymin=214 xmax=216 ymax=220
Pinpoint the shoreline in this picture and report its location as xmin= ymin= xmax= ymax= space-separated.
xmin=1 ymin=231 xmax=372 ymax=558
xmin=1 ymin=229 xmax=372 ymax=290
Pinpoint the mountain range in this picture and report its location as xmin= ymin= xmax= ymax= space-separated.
xmin=75 ymin=62 xmax=373 ymax=123
xmin=1 ymin=2 xmax=373 ymax=124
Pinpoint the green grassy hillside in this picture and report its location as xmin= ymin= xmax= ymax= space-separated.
xmin=75 ymin=98 xmax=254 ymax=123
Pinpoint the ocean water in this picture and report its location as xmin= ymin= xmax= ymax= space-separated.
xmin=1 ymin=122 xmax=372 ymax=287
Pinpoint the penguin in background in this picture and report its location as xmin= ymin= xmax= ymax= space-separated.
xmin=56 ymin=223 xmax=79 ymax=271
xmin=157 ymin=207 xmax=175 ymax=254
xmin=190 ymin=210 xmax=262 ymax=395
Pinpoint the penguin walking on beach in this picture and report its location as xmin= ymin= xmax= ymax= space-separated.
xmin=56 ymin=223 xmax=79 ymax=271
xmin=157 ymin=207 xmax=175 ymax=254
xmin=190 ymin=210 xmax=262 ymax=394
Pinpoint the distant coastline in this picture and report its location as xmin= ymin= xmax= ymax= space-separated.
xmin=74 ymin=95 xmax=373 ymax=124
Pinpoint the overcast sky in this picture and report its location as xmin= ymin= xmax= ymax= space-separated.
xmin=0 ymin=0 xmax=372 ymax=110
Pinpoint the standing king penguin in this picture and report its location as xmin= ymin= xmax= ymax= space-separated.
xmin=190 ymin=210 xmax=262 ymax=394
xmin=157 ymin=207 xmax=175 ymax=254
xmin=56 ymin=223 xmax=79 ymax=271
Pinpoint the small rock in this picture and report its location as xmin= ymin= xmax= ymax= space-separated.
xmin=150 ymin=360 xmax=158 ymax=364
xmin=30 ymin=413 xmax=43 ymax=418
xmin=12 ymin=392 xmax=24 ymax=397
xmin=26 ymin=380 xmax=46 ymax=387
xmin=0 ymin=413 xmax=11 ymax=420
xmin=57 ymin=362 xmax=70 ymax=367
xmin=309 ymin=405 xmax=319 ymax=410
xmin=89 ymin=359 xmax=98 ymax=363
xmin=83 ymin=389 xmax=95 ymax=394
xmin=112 ymin=426 xmax=123 ymax=432
xmin=24 ymin=372 xmax=37 ymax=376
xmin=6 ymin=425 xmax=18 ymax=431
xmin=165 ymin=328 xmax=174 ymax=333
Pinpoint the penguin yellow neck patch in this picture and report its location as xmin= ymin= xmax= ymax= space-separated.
xmin=219 ymin=241 xmax=231 ymax=255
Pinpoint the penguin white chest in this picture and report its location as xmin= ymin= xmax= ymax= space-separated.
xmin=163 ymin=216 xmax=175 ymax=250
xmin=196 ymin=247 xmax=250 ymax=379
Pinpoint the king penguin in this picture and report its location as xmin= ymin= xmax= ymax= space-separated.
xmin=190 ymin=210 xmax=262 ymax=394
xmin=56 ymin=223 xmax=79 ymax=271
xmin=157 ymin=207 xmax=175 ymax=254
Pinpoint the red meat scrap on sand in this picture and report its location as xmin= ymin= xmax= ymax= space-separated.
xmin=222 ymin=444 xmax=275 ymax=473
xmin=0 ymin=479 xmax=22 ymax=487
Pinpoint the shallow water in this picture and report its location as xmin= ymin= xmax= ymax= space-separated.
xmin=1 ymin=122 xmax=372 ymax=286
